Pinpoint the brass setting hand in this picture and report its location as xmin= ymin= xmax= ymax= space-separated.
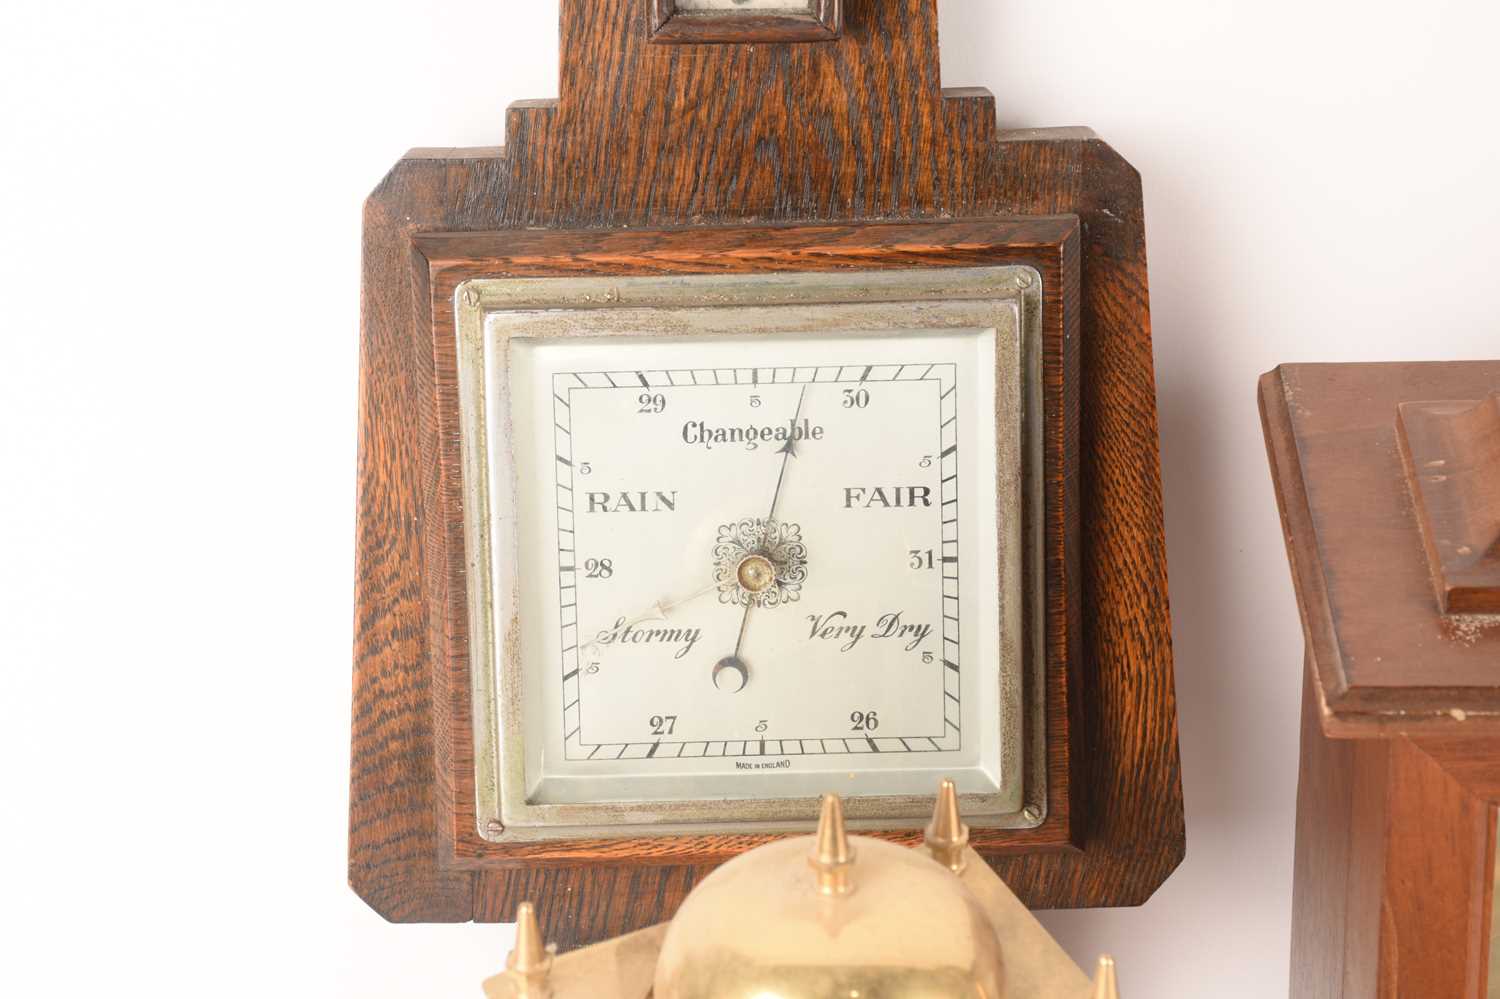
xmin=583 ymin=580 xmax=720 ymax=652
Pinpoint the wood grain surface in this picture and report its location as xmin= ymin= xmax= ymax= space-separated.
xmin=1288 ymin=659 xmax=1500 ymax=998
xmin=1288 ymin=661 xmax=1387 ymax=999
xmin=351 ymin=0 xmax=1183 ymax=947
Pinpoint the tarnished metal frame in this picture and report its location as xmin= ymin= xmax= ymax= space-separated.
xmin=454 ymin=267 xmax=1045 ymax=841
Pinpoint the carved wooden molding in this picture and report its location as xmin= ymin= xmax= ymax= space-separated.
xmin=649 ymin=0 xmax=842 ymax=44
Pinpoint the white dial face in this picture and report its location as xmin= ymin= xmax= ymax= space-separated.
xmin=508 ymin=329 xmax=1005 ymax=808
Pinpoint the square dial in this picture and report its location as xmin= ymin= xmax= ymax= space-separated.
xmin=549 ymin=358 xmax=965 ymax=758
xmin=456 ymin=268 xmax=1039 ymax=837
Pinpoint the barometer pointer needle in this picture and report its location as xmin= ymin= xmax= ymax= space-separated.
xmin=586 ymin=580 xmax=721 ymax=650
xmin=766 ymin=384 xmax=808 ymax=522
xmin=717 ymin=385 xmax=809 ymax=693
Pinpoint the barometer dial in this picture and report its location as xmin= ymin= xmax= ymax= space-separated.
xmin=451 ymin=265 xmax=1041 ymax=837
xmin=560 ymin=367 xmax=955 ymax=750
xmin=508 ymin=326 xmax=1009 ymax=812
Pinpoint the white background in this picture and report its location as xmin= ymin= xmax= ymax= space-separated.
xmin=1 ymin=2 xmax=1495 ymax=996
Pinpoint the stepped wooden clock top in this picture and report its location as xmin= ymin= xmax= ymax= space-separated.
xmin=1261 ymin=362 xmax=1500 ymax=734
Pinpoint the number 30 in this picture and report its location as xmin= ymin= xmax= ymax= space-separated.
xmin=842 ymin=388 xmax=871 ymax=409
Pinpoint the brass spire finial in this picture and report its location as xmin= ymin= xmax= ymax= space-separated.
xmin=1092 ymin=955 xmax=1119 ymax=999
xmin=924 ymin=777 xmax=970 ymax=873
xmin=504 ymin=902 xmax=554 ymax=997
xmin=808 ymin=793 xmax=856 ymax=896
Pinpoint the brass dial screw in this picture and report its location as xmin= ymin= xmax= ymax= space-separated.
xmin=923 ymin=777 xmax=970 ymax=873
xmin=504 ymin=902 xmax=554 ymax=997
xmin=736 ymin=554 xmax=777 ymax=594
xmin=1092 ymin=955 xmax=1120 ymax=999
xmin=808 ymin=793 xmax=856 ymax=896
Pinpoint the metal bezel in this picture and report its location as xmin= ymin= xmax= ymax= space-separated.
xmin=455 ymin=267 xmax=1044 ymax=841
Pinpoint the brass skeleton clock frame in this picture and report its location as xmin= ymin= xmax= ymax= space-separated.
xmin=350 ymin=0 xmax=1183 ymax=948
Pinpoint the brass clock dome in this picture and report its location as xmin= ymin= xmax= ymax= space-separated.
xmin=485 ymin=781 xmax=1120 ymax=999
xmin=652 ymin=793 xmax=1005 ymax=999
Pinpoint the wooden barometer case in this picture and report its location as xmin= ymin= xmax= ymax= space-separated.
xmin=351 ymin=0 xmax=1184 ymax=947
xmin=1262 ymin=362 xmax=1500 ymax=997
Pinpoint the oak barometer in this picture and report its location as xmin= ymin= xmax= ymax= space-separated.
xmin=350 ymin=0 xmax=1183 ymax=947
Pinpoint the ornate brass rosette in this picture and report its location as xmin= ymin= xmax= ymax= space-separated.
xmin=713 ymin=518 xmax=808 ymax=607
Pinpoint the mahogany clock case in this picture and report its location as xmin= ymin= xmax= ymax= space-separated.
xmin=350 ymin=0 xmax=1183 ymax=947
xmin=1262 ymin=361 xmax=1500 ymax=998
